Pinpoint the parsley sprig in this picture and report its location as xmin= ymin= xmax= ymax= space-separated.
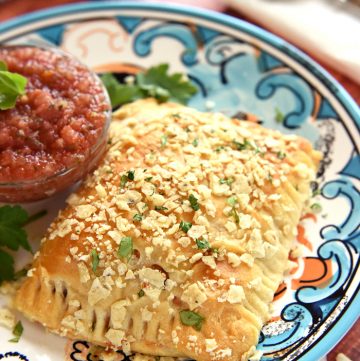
xmin=0 ymin=61 xmax=27 ymax=110
xmin=0 ymin=205 xmax=46 ymax=284
xmin=101 ymin=64 xmax=197 ymax=109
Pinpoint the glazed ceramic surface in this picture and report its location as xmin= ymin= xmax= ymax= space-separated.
xmin=0 ymin=2 xmax=359 ymax=361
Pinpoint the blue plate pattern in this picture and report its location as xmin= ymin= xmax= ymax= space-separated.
xmin=0 ymin=3 xmax=359 ymax=361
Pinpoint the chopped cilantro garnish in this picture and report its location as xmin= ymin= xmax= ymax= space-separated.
xmin=138 ymin=289 xmax=145 ymax=298
xmin=227 ymin=196 xmax=238 ymax=207
xmin=127 ymin=170 xmax=135 ymax=181
xmin=196 ymin=237 xmax=210 ymax=250
xmin=277 ymin=151 xmax=286 ymax=160
xmin=233 ymin=139 xmax=253 ymax=151
xmin=91 ymin=249 xmax=100 ymax=273
xmin=133 ymin=213 xmax=143 ymax=222
xmin=9 ymin=321 xmax=23 ymax=343
xmin=189 ymin=194 xmax=200 ymax=211
xmin=310 ymin=203 xmax=322 ymax=214
xmin=118 ymin=237 xmax=133 ymax=260
xmin=155 ymin=206 xmax=168 ymax=211
xmin=161 ymin=135 xmax=168 ymax=147
xmin=312 ymin=189 xmax=321 ymax=197
xmin=120 ymin=174 xmax=128 ymax=188
xmin=231 ymin=208 xmax=240 ymax=224
xmin=101 ymin=64 xmax=197 ymax=109
xmin=215 ymin=146 xmax=225 ymax=153
xmin=145 ymin=177 xmax=153 ymax=182
xmin=179 ymin=220 xmax=192 ymax=233
xmin=120 ymin=171 xmax=135 ymax=187
xmin=179 ymin=310 xmax=204 ymax=331
xmin=275 ymin=107 xmax=285 ymax=123
xmin=227 ymin=196 xmax=240 ymax=224
xmin=192 ymin=138 xmax=199 ymax=147
xmin=219 ymin=177 xmax=234 ymax=186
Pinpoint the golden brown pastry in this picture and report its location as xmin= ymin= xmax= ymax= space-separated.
xmin=15 ymin=99 xmax=322 ymax=361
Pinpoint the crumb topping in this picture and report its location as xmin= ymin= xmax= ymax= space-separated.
xmin=38 ymin=100 xmax=320 ymax=360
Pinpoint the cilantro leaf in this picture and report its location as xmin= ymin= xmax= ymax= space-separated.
xmin=120 ymin=174 xmax=128 ymax=188
xmin=101 ymin=64 xmax=197 ymax=109
xmin=0 ymin=62 xmax=27 ymax=110
xmin=91 ymin=249 xmax=100 ymax=273
xmin=189 ymin=194 xmax=200 ymax=211
xmin=277 ymin=151 xmax=286 ymax=160
xmin=227 ymin=196 xmax=238 ymax=207
xmin=180 ymin=310 xmax=205 ymax=331
xmin=0 ymin=205 xmax=47 ymax=284
xmin=219 ymin=177 xmax=234 ymax=186
xmin=133 ymin=213 xmax=143 ymax=222
xmin=233 ymin=139 xmax=253 ymax=151
xmin=137 ymin=64 xmax=197 ymax=104
xmin=155 ymin=206 xmax=168 ymax=211
xmin=0 ymin=205 xmax=31 ymax=252
xmin=101 ymin=73 xmax=143 ymax=109
xmin=196 ymin=237 xmax=210 ymax=250
xmin=0 ymin=249 xmax=14 ymax=283
xmin=311 ymin=203 xmax=322 ymax=214
xmin=118 ymin=237 xmax=133 ymax=260
xmin=231 ymin=208 xmax=240 ymax=224
xmin=120 ymin=170 xmax=135 ymax=188
xmin=127 ymin=170 xmax=135 ymax=181
xmin=9 ymin=320 xmax=23 ymax=343
xmin=179 ymin=221 xmax=192 ymax=233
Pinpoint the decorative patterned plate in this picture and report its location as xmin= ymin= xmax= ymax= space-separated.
xmin=0 ymin=2 xmax=359 ymax=361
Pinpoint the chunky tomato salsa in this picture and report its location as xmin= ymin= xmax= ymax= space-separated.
xmin=0 ymin=46 xmax=110 ymax=201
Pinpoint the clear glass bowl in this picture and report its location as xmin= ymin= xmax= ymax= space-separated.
xmin=0 ymin=45 xmax=111 ymax=203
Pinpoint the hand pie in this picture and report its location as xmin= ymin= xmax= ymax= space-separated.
xmin=15 ymin=99 xmax=322 ymax=361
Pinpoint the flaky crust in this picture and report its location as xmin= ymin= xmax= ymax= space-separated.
xmin=16 ymin=99 xmax=321 ymax=360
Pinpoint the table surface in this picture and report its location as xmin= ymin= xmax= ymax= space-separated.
xmin=0 ymin=1 xmax=359 ymax=360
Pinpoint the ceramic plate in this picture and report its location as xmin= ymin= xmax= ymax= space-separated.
xmin=0 ymin=2 xmax=359 ymax=361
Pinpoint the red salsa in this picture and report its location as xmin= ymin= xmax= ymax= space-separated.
xmin=0 ymin=46 xmax=110 ymax=202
